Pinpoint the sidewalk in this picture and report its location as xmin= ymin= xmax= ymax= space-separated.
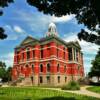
xmin=43 ymin=86 xmax=100 ymax=99
xmin=65 ymin=86 xmax=100 ymax=98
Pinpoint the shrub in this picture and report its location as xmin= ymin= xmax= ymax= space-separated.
xmin=62 ymin=81 xmax=80 ymax=90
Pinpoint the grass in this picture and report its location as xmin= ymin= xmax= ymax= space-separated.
xmin=0 ymin=86 xmax=99 ymax=100
xmin=87 ymin=86 xmax=100 ymax=94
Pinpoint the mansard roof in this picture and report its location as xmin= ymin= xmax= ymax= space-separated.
xmin=15 ymin=35 xmax=81 ymax=50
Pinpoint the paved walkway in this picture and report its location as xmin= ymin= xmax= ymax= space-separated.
xmin=43 ymin=86 xmax=100 ymax=99
xmin=64 ymin=86 xmax=100 ymax=98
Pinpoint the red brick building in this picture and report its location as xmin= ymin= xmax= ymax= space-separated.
xmin=12 ymin=23 xmax=84 ymax=86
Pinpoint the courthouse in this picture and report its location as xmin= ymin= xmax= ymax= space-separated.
xmin=12 ymin=23 xmax=84 ymax=86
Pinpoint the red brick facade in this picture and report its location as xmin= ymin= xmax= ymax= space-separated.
xmin=12 ymin=23 xmax=84 ymax=86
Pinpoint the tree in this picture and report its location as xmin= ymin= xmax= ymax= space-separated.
xmin=27 ymin=0 xmax=100 ymax=45
xmin=0 ymin=61 xmax=12 ymax=82
xmin=0 ymin=61 xmax=6 ymax=68
xmin=0 ymin=61 xmax=7 ymax=82
xmin=6 ymin=67 xmax=12 ymax=82
xmin=88 ymin=49 xmax=100 ymax=82
xmin=0 ymin=0 xmax=14 ymax=39
xmin=0 ymin=68 xmax=6 ymax=80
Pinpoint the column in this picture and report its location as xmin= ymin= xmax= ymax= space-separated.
xmin=78 ymin=51 xmax=80 ymax=63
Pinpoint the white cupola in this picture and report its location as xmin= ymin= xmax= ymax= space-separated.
xmin=46 ymin=22 xmax=58 ymax=37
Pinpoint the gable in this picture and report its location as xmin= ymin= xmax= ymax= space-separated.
xmin=75 ymin=41 xmax=81 ymax=48
xmin=20 ymin=36 xmax=38 ymax=46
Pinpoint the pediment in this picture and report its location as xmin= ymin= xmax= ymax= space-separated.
xmin=20 ymin=36 xmax=37 ymax=46
xmin=75 ymin=41 xmax=81 ymax=48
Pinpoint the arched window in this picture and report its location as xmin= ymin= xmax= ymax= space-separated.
xmin=57 ymin=64 xmax=60 ymax=72
xmin=40 ymin=64 xmax=43 ymax=72
xmin=25 ymin=64 xmax=29 ymax=68
xmin=47 ymin=63 xmax=50 ymax=72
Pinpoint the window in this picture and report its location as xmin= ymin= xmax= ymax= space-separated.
xmin=47 ymin=76 xmax=50 ymax=83
xmin=16 ymin=55 xmax=19 ymax=63
xmin=32 ymin=64 xmax=34 ymax=72
xmin=40 ymin=64 xmax=43 ymax=72
xmin=47 ymin=43 xmax=50 ymax=48
xmin=26 ymin=48 xmax=30 ymax=60
xmin=65 ymin=77 xmax=67 ymax=82
xmin=63 ymin=47 xmax=65 ymax=59
xmin=26 ymin=64 xmax=29 ymax=68
xmin=16 ymin=51 xmax=19 ymax=63
xmin=40 ymin=46 xmax=43 ymax=58
xmin=57 ymin=64 xmax=60 ymax=72
xmin=47 ymin=63 xmax=50 ymax=72
xmin=64 ymin=65 xmax=66 ymax=73
xmin=31 ymin=76 xmax=33 ymax=84
xmin=58 ymin=76 xmax=60 ymax=83
xmin=68 ymin=48 xmax=73 ymax=61
xmin=33 ymin=50 xmax=35 ymax=58
xmin=21 ymin=67 xmax=23 ymax=72
xmin=22 ymin=53 xmax=24 ymax=61
xmin=40 ymin=76 xmax=43 ymax=83
xmin=57 ymin=48 xmax=59 ymax=58
xmin=78 ymin=66 xmax=80 ymax=70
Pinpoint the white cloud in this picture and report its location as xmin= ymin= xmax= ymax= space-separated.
xmin=64 ymin=34 xmax=99 ymax=54
xmin=52 ymin=15 xmax=75 ymax=23
xmin=0 ymin=52 xmax=14 ymax=67
xmin=15 ymin=10 xmax=75 ymax=34
xmin=4 ymin=25 xmax=27 ymax=40
xmin=13 ymin=25 xmax=25 ymax=34
xmin=85 ymin=28 xmax=98 ymax=35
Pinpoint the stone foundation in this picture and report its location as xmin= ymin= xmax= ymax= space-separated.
xmin=17 ymin=74 xmax=83 ymax=86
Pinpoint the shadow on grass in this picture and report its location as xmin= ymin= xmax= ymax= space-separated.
xmin=39 ymin=96 xmax=76 ymax=100
xmin=0 ymin=92 xmax=6 ymax=95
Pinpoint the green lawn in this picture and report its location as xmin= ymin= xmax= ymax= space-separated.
xmin=87 ymin=86 xmax=100 ymax=94
xmin=0 ymin=87 xmax=100 ymax=100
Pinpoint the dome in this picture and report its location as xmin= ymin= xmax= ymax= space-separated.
xmin=46 ymin=22 xmax=58 ymax=37
xmin=48 ymin=22 xmax=56 ymax=28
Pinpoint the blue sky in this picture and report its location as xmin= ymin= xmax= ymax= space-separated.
xmin=0 ymin=0 xmax=99 ymax=74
